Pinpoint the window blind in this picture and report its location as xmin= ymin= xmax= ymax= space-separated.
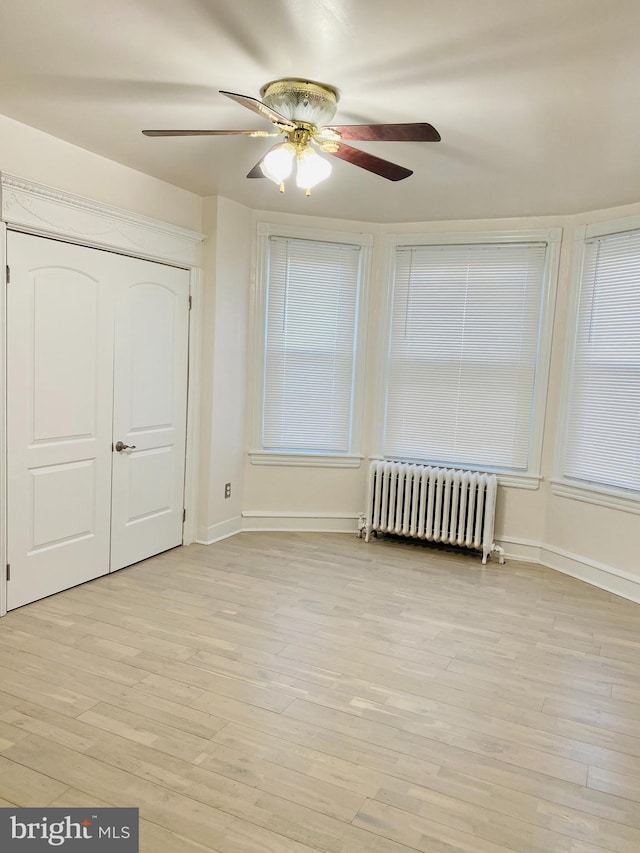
xmin=383 ymin=242 xmax=547 ymax=471
xmin=563 ymin=229 xmax=640 ymax=492
xmin=262 ymin=236 xmax=362 ymax=453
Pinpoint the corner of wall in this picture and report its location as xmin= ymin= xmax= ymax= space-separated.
xmin=197 ymin=195 xmax=252 ymax=537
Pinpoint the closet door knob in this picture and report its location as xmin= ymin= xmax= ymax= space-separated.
xmin=114 ymin=441 xmax=136 ymax=452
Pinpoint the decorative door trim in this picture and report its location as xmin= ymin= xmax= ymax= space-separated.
xmin=0 ymin=173 xmax=204 ymax=266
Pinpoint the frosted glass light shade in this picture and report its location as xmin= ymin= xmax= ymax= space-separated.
xmin=261 ymin=143 xmax=296 ymax=184
xmin=261 ymin=79 xmax=339 ymax=127
xmin=295 ymin=147 xmax=332 ymax=190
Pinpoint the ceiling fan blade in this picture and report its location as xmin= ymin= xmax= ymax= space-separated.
xmin=142 ymin=129 xmax=275 ymax=137
xmin=247 ymin=158 xmax=266 ymax=179
xmin=220 ymin=90 xmax=296 ymax=130
xmin=326 ymin=123 xmax=441 ymax=142
xmin=327 ymin=143 xmax=412 ymax=181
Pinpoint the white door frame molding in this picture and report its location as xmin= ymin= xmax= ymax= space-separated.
xmin=0 ymin=172 xmax=205 ymax=616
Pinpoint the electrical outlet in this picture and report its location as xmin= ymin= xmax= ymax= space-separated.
xmin=224 ymin=482 xmax=231 ymax=499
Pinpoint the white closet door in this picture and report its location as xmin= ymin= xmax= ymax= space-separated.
xmin=6 ymin=233 xmax=115 ymax=609
xmin=109 ymin=257 xmax=190 ymax=572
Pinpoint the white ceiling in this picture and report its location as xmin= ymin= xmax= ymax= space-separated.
xmin=1 ymin=0 xmax=639 ymax=223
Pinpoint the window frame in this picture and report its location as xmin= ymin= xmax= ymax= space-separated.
xmin=376 ymin=228 xmax=562 ymax=488
xmin=553 ymin=215 xmax=640 ymax=513
xmin=249 ymin=222 xmax=372 ymax=467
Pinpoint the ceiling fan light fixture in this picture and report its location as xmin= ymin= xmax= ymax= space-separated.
xmin=295 ymin=146 xmax=332 ymax=195
xmin=145 ymin=78 xmax=441 ymax=192
xmin=260 ymin=142 xmax=296 ymax=186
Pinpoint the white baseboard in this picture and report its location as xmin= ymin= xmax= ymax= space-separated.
xmin=540 ymin=545 xmax=640 ymax=604
xmin=193 ymin=516 xmax=640 ymax=606
xmin=196 ymin=516 xmax=243 ymax=545
xmin=242 ymin=510 xmax=359 ymax=534
xmin=497 ymin=536 xmax=640 ymax=603
xmin=496 ymin=535 xmax=542 ymax=564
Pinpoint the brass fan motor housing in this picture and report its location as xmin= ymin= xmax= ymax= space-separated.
xmin=260 ymin=79 xmax=339 ymax=128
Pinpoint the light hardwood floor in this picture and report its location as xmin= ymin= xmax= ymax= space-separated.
xmin=1 ymin=532 xmax=640 ymax=852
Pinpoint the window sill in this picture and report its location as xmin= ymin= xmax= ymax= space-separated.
xmin=496 ymin=472 xmax=542 ymax=490
xmin=249 ymin=452 xmax=363 ymax=469
xmin=550 ymin=478 xmax=640 ymax=515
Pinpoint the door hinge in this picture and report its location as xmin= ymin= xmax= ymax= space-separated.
xmin=183 ymin=508 xmax=186 ymax=522
xmin=6 ymin=265 xmax=10 ymax=284
xmin=6 ymin=564 xmax=10 ymax=581
xmin=188 ymin=294 xmax=192 ymax=310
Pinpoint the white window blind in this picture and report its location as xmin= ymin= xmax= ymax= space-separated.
xmin=383 ymin=242 xmax=548 ymax=471
xmin=262 ymin=236 xmax=362 ymax=453
xmin=563 ymin=229 xmax=640 ymax=493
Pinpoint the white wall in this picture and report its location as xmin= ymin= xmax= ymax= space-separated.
xmin=242 ymin=210 xmax=560 ymax=545
xmin=0 ymin=114 xmax=201 ymax=230
xmin=197 ymin=196 xmax=252 ymax=542
xmin=243 ymin=211 xmax=378 ymax=532
xmin=1 ymin=109 xmax=638 ymax=602
xmin=241 ymin=203 xmax=640 ymax=602
xmin=539 ymin=201 xmax=640 ymax=600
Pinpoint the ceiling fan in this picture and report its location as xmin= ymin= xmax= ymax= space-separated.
xmin=142 ymin=78 xmax=441 ymax=195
